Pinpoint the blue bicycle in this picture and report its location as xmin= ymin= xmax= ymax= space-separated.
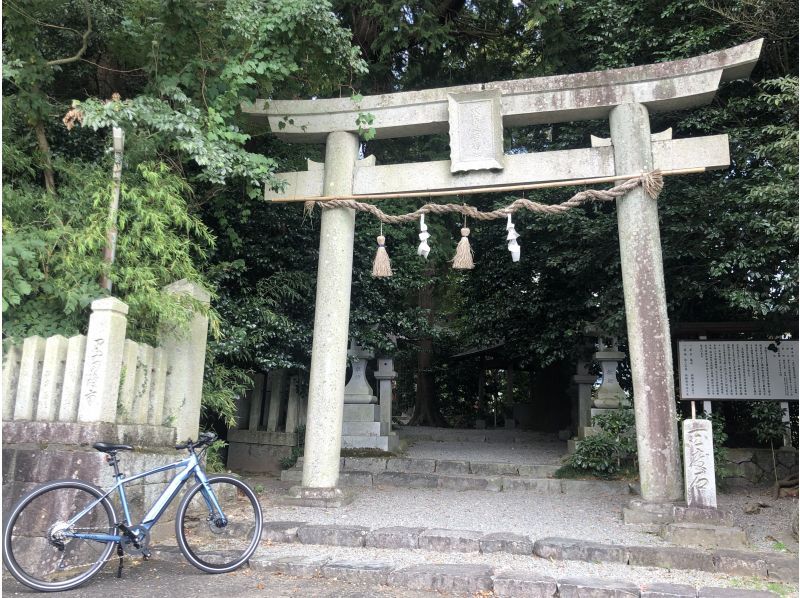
xmin=2 ymin=431 xmax=262 ymax=592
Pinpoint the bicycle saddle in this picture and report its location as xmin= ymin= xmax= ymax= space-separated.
xmin=93 ymin=442 xmax=133 ymax=453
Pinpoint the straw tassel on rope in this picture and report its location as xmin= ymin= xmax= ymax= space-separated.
xmin=372 ymin=234 xmax=392 ymax=277
xmin=452 ymin=225 xmax=474 ymax=270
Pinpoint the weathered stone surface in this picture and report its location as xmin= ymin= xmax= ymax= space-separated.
xmin=470 ymin=461 xmax=519 ymax=476
xmin=517 ymin=464 xmax=559 ymax=478
xmin=344 ymin=457 xmax=387 ymax=473
xmin=662 ymin=522 xmax=747 ymax=549
xmin=2 ymin=420 xmax=174 ymax=447
xmin=388 ymin=564 xmax=493 ymax=593
xmin=762 ymin=552 xmax=800 ymax=582
xmin=297 ymin=524 xmax=368 ymax=547
xmin=641 ymin=583 xmax=697 ymax=598
xmin=558 ymin=576 xmax=639 ymax=598
xmin=480 ymin=532 xmax=534 ymax=555
xmin=339 ymin=471 xmax=374 ymax=487
xmin=300 ymin=131 xmax=359 ymax=488
xmin=250 ymin=41 xmax=763 ymax=142
xmin=627 ymin=545 xmax=715 ymax=572
xmin=254 ymin=555 xmax=329 ymax=577
xmin=385 ymin=458 xmax=436 ymax=473
xmin=320 ymin=560 xmax=394 ymax=585
xmin=683 ymin=419 xmax=717 ymax=508
xmin=419 ymin=528 xmax=482 ymax=553
xmin=438 ymin=474 xmax=503 ymax=492
xmin=673 ymin=505 xmax=734 ymax=526
xmin=503 ymin=478 xmax=562 ymax=493
xmin=711 ymin=550 xmax=767 ymax=578
xmin=493 ymin=571 xmax=558 ymax=598
xmin=698 ymin=588 xmax=778 ymax=598
xmin=533 ymin=538 xmax=628 ymax=564
xmin=561 ymin=479 xmax=630 ymax=495
xmin=623 ymin=498 xmax=676 ymax=526
xmin=366 ymin=526 xmax=424 ymax=549
xmin=282 ymin=486 xmax=354 ymax=508
xmin=611 ymin=102 xmax=683 ymax=504
xmin=375 ymin=471 xmax=438 ymax=488
xmin=435 ymin=460 xmax=470 ymax=474
xmin=262 ymin=521 xmax=305 ymax=544
xmin=448 ymin=89 xmax=504 ymax=173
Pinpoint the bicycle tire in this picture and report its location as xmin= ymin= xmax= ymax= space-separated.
xmin=2 ymin=479 xmax=117 ymax=592
xmin=175 ymin=475 xmax=262 ymax=573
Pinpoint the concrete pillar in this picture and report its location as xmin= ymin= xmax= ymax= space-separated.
xmin=14 ymin=336 xmax=46 ymax=420
xmin=161 ymin=280 xmax=210 ymax=442
xmin=610 ymin=102 xmax=682 ymax=502
xmin=302 ymin=131 xmax=360 ymax=491
xmin=58 ymin=335 xmax=87 ymax=422
xmin=36 ymin=335 xmax=68 ymax=421
xmin=78 ymin=297 xmax=129 ymax=423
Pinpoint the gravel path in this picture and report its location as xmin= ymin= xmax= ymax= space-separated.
xmin=262 ymin=480 xmax=661 ymax=546
xmin=260 ymin=478 xmax=798 ymax=554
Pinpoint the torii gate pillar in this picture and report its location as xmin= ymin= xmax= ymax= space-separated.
xmin=297 ymin=131 xmax=359 ymax=501
xmin=611 ymin=103 xmax=682 ymax=502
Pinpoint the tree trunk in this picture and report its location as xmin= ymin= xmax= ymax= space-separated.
xmin=34 ymin=121 xmax=56 ymax=195
xmin=408 ymin=281 xmax=447 ymax=427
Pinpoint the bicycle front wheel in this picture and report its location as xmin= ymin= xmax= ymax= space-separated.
xmin=2 ymin=479 xmax=117 ymax=592
xmin=175 ymin=475 xmax=262 ymax=573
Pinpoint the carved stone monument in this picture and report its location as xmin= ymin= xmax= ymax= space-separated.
xmin=682 ymin=418 xmax=717 ymax=509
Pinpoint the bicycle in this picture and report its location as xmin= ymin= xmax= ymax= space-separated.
xmin=2 ymin=431 xmax=263 ymax=592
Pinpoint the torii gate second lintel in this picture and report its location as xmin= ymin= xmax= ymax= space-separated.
xmin=258 ymin=41 xmax=763 ymax=509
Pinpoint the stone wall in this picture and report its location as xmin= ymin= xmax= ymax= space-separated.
xmin=2 ymin=280 xmax=210 ymax=525
xmin=227 ymin=371 xmax=306 ymax=474
xmin=722 ymin=447 xmax=799 ymax=487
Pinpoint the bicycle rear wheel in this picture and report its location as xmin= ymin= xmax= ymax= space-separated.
xmin=2 ymin=479 xmax=117 ymax=592
xmin=175 ymin=475 xmax=262 ymax=573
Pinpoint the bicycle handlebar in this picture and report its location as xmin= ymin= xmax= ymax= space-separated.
xmin=175 ymin=431 xmax=217 ymax=451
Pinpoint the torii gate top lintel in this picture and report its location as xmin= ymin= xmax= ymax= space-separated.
xmin=244 ymin=39 xmax=762 ymax=143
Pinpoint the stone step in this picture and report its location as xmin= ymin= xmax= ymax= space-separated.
xmin=294 ymin=456 xmax=561 ymax=478
xmin=254 ymin=522 xmax=798 ymax=583
xmin=280 ymin=468 xmax=632 ymax=495
xmin=154 ymin=545 xmax=784 ymax=598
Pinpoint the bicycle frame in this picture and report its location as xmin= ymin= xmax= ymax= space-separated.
xmin=64 ymin=452 xmax=224 ymax=544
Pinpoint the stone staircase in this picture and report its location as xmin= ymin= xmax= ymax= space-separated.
xmin=280 ymin=456 xmax=632 ymax=495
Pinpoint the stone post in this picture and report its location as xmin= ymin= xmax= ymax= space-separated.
xmin=2 ymin=345 xmax=22 ymax=420
xmin=610 ymin=103 xmax=682 ymax=503
xmin=285 ymin=374 xmax=301 ymax=434
xmin=13 ymin=336 xmax=46 ymax=421
xmin=36 ymin=335 xmax=69 ymax=421
xmin=573 ymin=361 xmax=596 ymax=440
xmin=160 ymin=280 xmax=210 ymax=442
xmin=247 ymin=373 xmax=265 ymax=432
xmin=58 ymin=335 xmax=87 ymax=422
xmin=374 ymin=358 xmax=397 ymax=437
xmin=77 ymin=298 xmax=129 ymax=423
xmin=300 ymin=131 xmax=360 ymax=499
xmin=266 ymin=369 xmax=286 ymax=432
xmin=682 ymin=418 xmax=717 ymax=508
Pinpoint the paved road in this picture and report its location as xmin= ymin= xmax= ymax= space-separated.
xmin=2 ymin=559 xmax=443 ymax=598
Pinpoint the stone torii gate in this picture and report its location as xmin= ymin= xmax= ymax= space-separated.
xmin=244 ymin=40 xmax=762 ymax=508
